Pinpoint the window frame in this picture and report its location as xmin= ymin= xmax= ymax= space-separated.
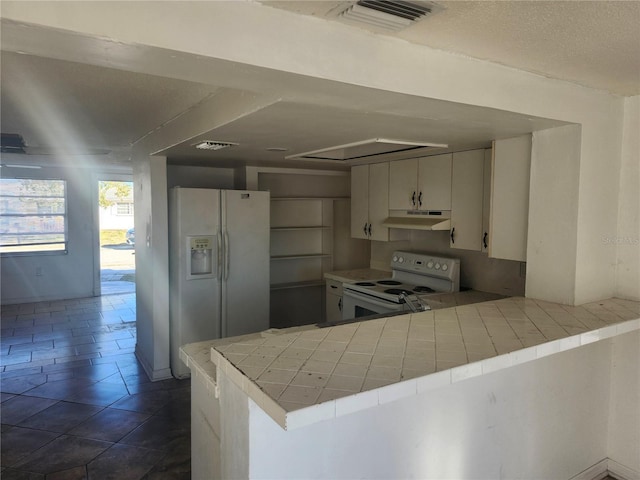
xmin=0 ymin=176 xmax=69 ymax=257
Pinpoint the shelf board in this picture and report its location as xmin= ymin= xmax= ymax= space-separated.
xmin=271 ymin=197 xmax=350 ymax=201
xmin=271 ymin=226 xmax=331 ymax=231
xmin=270 ymin=254 xmax=332 ymax=260
xmin=270 ymin=280 xmax=326 ymax=290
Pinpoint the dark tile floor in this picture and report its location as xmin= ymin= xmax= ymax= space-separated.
xmin=0 ymin=293 xmax=190 ymax=479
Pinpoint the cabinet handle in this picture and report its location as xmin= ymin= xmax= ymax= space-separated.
xmin=483 ymin=232 xmax=488 ymax=249
xmin=330 ymin=285 xmax=338 ymax=289
xmin=363 ymin=223 xmax=368 ymax=236
xmin=450 ymin=227 xmax=455 ymax=244
xmin=418 ymin=191 xmax=423 ymax=207
xmin=368 ymin=224 xmax=372 ymax=236
xmin=338 ymin=298 xmax=342 ymax=311
xmin=411 ymin=191 xmax=416 ymax=207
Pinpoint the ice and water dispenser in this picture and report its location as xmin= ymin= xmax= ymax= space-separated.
xmin=186 ymin=235 xmax=215 ymax=279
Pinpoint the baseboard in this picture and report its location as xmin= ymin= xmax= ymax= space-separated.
xmin=608 ymin=459 xmax=640 ymax=480
xmin=135 ymin=347 xmax=173 ymax=381
xmin=571 ymin=459 xmax=609 ymax=480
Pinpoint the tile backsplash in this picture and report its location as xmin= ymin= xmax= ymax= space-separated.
xmin=370 ymin=231 xmax=525 ymax=296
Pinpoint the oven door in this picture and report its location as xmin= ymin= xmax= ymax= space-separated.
xmin=342 ymin=288 xmax=406 ymax=321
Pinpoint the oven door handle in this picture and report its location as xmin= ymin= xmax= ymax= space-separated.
xmin=343 ymin=289 xmax=404 ymax=310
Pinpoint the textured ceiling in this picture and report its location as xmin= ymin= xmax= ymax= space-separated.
xmin=264 ymin=0 xmax=640 ymax=96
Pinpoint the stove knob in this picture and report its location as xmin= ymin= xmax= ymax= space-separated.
xmin=427 ymin=261 xmax=434 ymax=268
xmin=398 ymin=256 xmax=405 ymax=263
xmin=392 ymin=255 xmax=398 ymax=262
xmin=434 ymin=262 xmax=441 ymax=270
xmin=442 ymin=264 xmax=448 ymax=271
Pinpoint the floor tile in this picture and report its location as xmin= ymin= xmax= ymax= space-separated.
xmin=110 ymin=390 xmax=170 ymax=414
xmin=87 ymin=444 xmax=164 ymax=480
xmin=18 ymin=401 xmax=103 ymax=433
xmin=0 ymin=374 xmax=48 ymax=395
xmin=1 ymin=426 xmax=60 ymax=467
xmin=0 ymin=467 xmax=45 ymax=479
xmin=67 ymin=382 xmax=129 ymax=407
xmin=13 ymin=435 xmax=112 ymax=474
xmin=119 ymin=415 xmax=189 ymax=452
xmin=45 ymin=465 xmax=88 ymax=480
xmin=68 ymin=408 xmax=150 ymax=442
xmin=0 ymin=395 xmax=59 ymax=425
xmin=21 ymin=378 xmax=95 ymax=401
xmin=0 ymin=292 xmax=191 ymax=479
xmin=140 ymin=436 xmax=190 ymax=480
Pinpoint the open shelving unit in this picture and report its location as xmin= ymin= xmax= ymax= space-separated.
xmin=270 ymin=197 xmax=334 ymax=291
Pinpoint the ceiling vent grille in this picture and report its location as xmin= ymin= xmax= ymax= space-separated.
xmin=193 ymin=141 xmax=238 ymax=151
xmin=341 ymin=1 xmax=442 ymax=31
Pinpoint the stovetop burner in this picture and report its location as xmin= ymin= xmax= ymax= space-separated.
xmin=384 ymin=288 xmax=415 ymax=296
xmin=355 ymin=282 xmax=375 ymax=287
xmin=413 ymin=286 xmax=436 ymax=293
xmin=377 ymin=280 xmax=402 ymax=286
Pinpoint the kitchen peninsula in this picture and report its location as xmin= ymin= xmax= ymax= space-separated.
xmin=181 ymin=297 xmax=640 ymax=480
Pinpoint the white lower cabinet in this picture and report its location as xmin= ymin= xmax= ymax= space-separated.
xmin=325 ymin=279 xmax=343 ymax=323
xmin=450 ymin=149 xmax=485 ymax=251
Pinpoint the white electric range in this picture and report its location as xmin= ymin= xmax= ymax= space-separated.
xmin=342 ymin=251 xmax=460 ymax=320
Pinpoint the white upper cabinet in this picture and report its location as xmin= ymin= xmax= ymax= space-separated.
xmin=389 ymin=154 xmax=452 ymax=211
xmin=450 ymin=150 xmax=485 ymax=251
xmin=351 ymin=163 xmax=389 ymax=241
xmin=482 ymin=149 xmax=492 ymax=253
xmin=489 ymin=135 xmax=532 ymax=262
xmin=351 ymin=165 xmax=369 ymax=240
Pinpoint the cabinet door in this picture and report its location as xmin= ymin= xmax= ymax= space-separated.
xmin=351 ymin=165 xmax=369 ymax=239
xmin=450 ymin=150 xmax=484 ymax=251
xmin=481 ymin=149 xmax=492 ymax=253
xmin=388 ymin=159 xmax=418 ymax=210
xmin=368 ymin=162 xmax=389 ymax=241
xmin=417 ymin=153 xmax=452 ymax=210
xmin=489 ymin=135 xmax=531 ymax=261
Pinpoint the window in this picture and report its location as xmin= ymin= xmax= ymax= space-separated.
xmin=115 ymin=202 xmax=133 ymax=216
xmin=0 ymin=178 xmax=68 ymax=254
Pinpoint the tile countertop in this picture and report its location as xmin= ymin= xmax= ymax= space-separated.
xmin=181 ymin=297 xmax=640 ymax=431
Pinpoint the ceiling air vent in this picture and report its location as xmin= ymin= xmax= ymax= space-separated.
xmin=341 ymin=1 xmax=442 ymax=31
xmin=193 ymin=141 xmax=238 ymax=151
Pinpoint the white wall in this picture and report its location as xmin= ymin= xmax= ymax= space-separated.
xmin=1 ymin=162 xmax=101 ymax=304
xmin=133 ymin=155 xmax=171 ymax=380
xmin=615 ymin=96 xmax=640 ymax=301
xmin=607 ymin=331 xmax=640 ymax=475
xmin=243 ymin=339 xmax=614 ymax=480
xmin=527 ymin=125 xmax=582 ymax=304
xmin=166 ymin=165 xmax=235 ymax=190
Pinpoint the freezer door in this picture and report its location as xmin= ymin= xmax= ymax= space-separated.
xmin=169 ymin=187 xmax=222 ymax=378
xmin=221 ymin=190 xmax=270 ymax=337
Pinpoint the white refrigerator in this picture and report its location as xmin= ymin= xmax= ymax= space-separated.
xmin=169 ymin=187 xmax=270 ymax=378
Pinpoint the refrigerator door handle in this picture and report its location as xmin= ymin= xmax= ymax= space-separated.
xmin=217 ymin=231 xmax=223 ymax=280
xmin=224 ymin=231 xmax=230 ymax=280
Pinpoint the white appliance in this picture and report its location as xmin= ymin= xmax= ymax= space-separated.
xmin=169 ymin=187 xmax=270 ymax=378
xmin=342 ymin=251 xmax=460 ymax=320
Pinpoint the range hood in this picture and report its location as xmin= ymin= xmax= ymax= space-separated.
xmin=286 ymin=138 xmax=447 ymax=162
xmin=382 ymin=210 xmax=451 ymax=231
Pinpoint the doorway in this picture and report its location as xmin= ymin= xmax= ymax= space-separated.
xmin=97 ymin=177 xmax=136 ymax=295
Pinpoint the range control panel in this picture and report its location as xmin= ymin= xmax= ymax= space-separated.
xmin=391 ymin=251 xmax=460 ymax=281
